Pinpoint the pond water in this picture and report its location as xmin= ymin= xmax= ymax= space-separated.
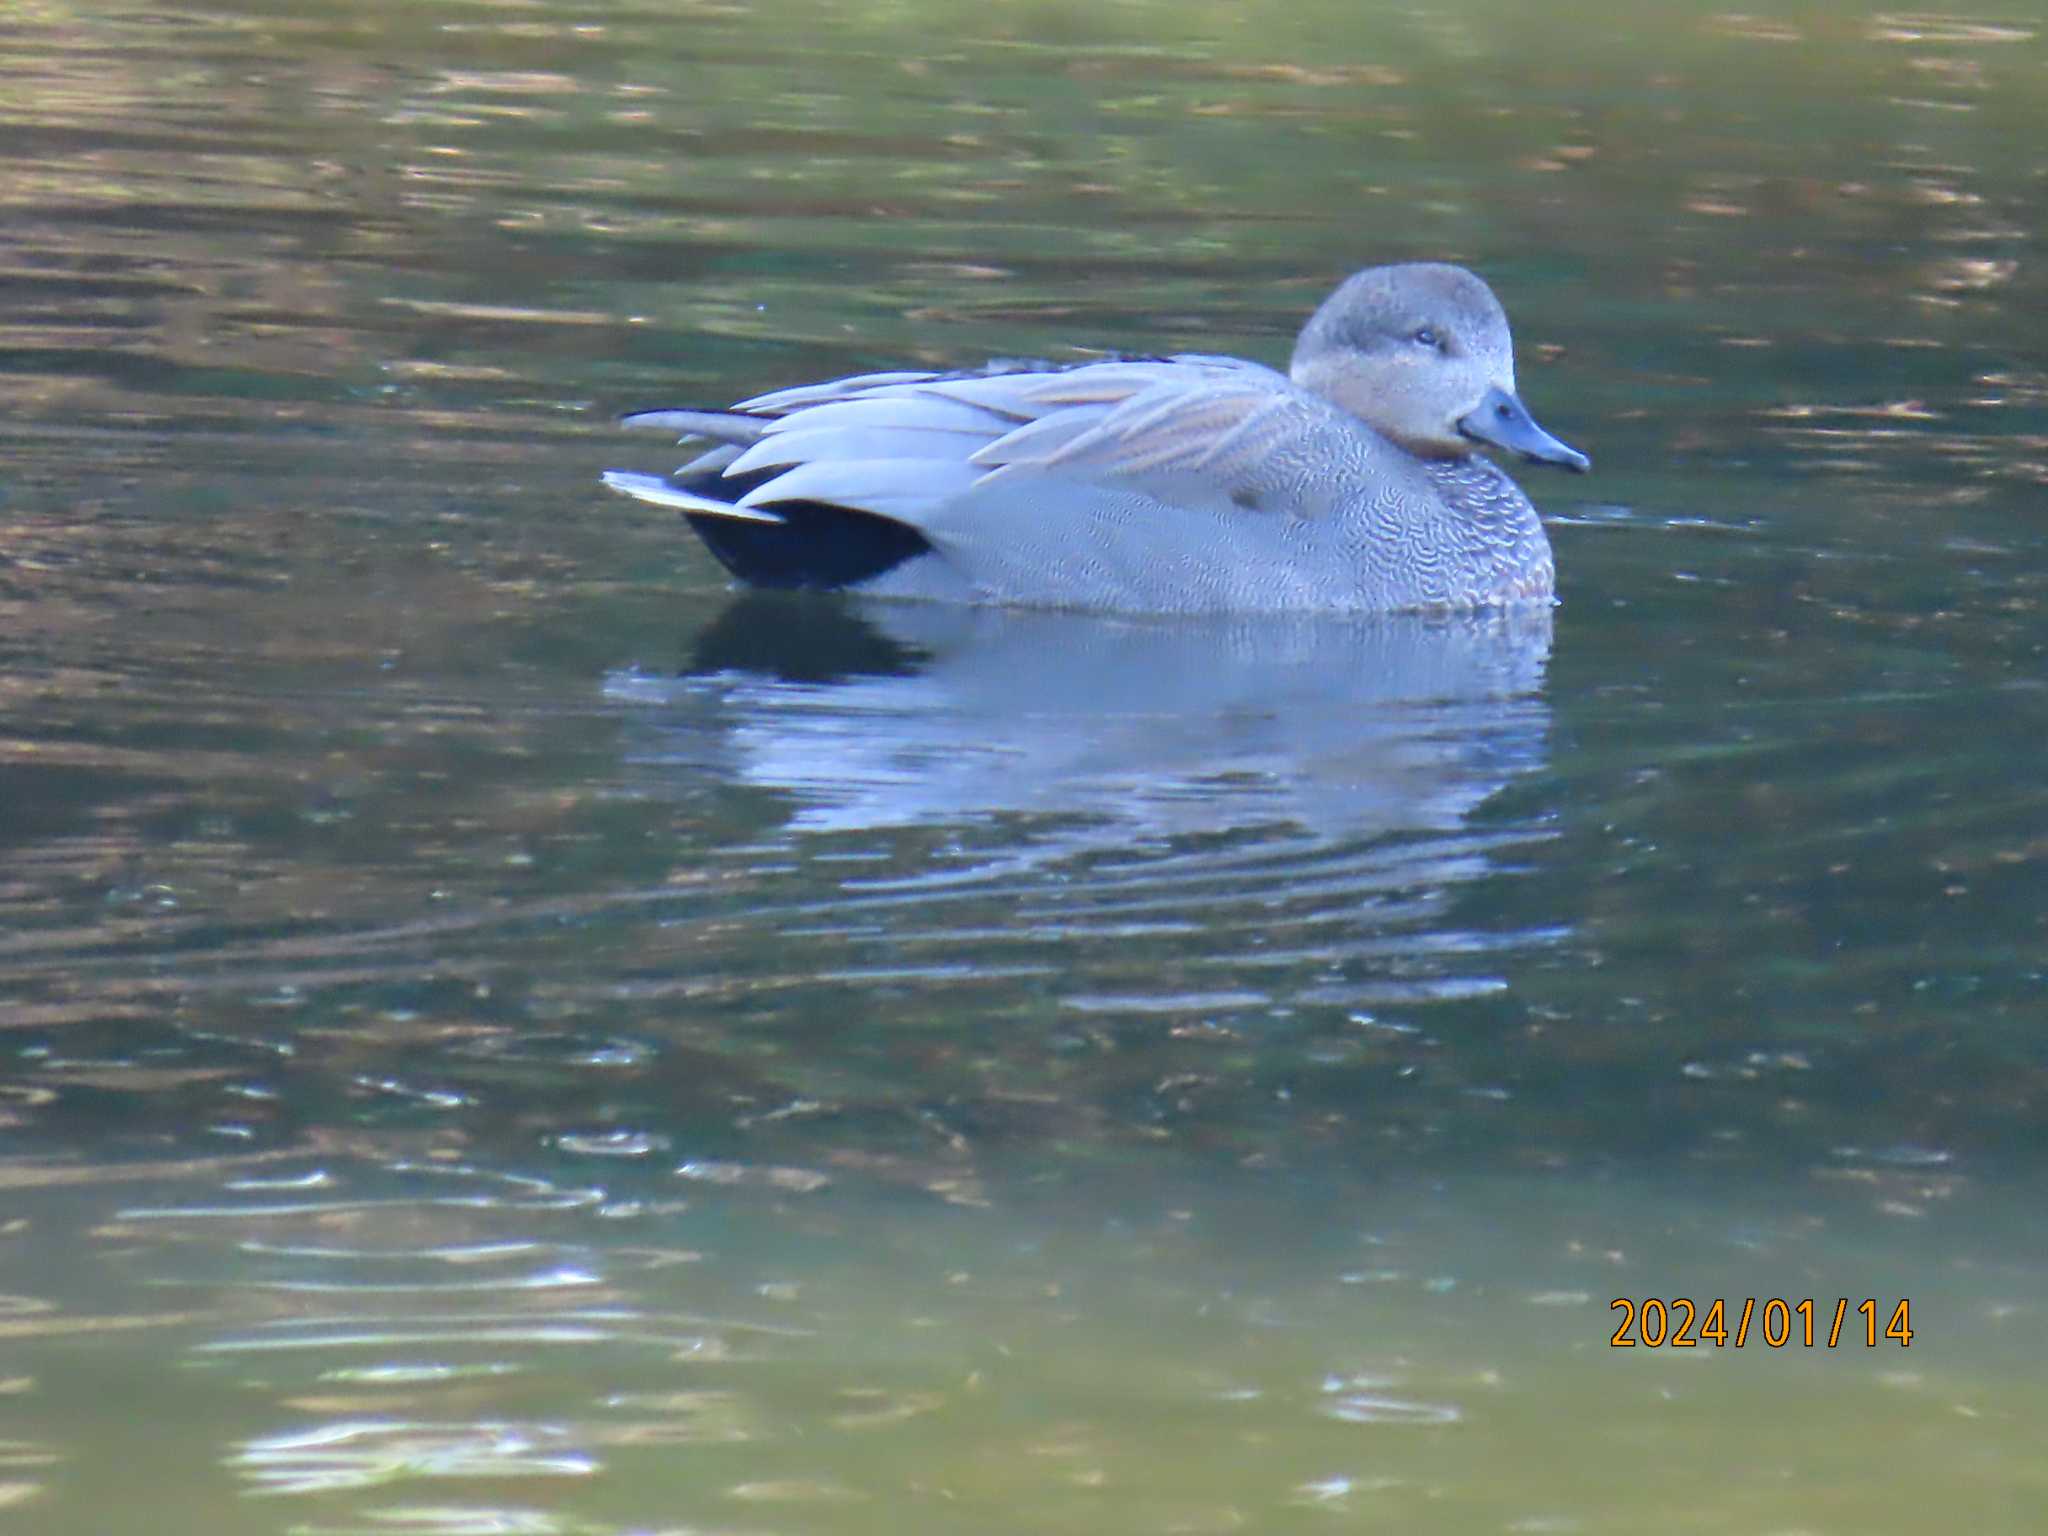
xmin=4 ymin=0 xmax=2048 ymax=1530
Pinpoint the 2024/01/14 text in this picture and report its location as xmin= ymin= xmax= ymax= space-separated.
xmin=1610 ymin=1298 xmax=1913 ymax=1348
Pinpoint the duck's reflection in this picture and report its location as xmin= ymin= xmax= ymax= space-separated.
xmin=606 ymin=594 xmax=1554 ymax=851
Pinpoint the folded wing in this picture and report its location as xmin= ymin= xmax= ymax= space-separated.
xmin=614 ymin=356 xmax=1362 ymax=538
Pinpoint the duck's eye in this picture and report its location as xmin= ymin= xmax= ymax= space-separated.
xmin=1412 ymin=327 xmax=1441 ymax=350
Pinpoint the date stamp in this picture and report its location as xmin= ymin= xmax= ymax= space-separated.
xmin=1610 ymin=1297 xmax=1913 ymax=1348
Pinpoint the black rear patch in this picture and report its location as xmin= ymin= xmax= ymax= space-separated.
xmin=685 ymin=501 xmax=932 ymax=590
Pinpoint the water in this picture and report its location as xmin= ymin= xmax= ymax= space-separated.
xmin=4 ymin=0 xmax=2048 ymax=1530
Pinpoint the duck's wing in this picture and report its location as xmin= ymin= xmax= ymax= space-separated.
xmin=607 ymin=355 xmax=1360 ymax=534
xmin=958 ymin=361 xmax=1344 ymax=513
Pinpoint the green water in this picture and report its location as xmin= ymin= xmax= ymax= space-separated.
xmin=4 ymin=0 xmax=2047 ymax=1530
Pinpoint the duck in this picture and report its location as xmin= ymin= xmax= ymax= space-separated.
xmin=602 ymin=263 xmax=1587 ymax=613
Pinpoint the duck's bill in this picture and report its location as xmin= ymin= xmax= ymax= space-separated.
xmin=1457 ymin=385 xmax=1590 ymax=472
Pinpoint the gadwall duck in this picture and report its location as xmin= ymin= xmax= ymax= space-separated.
xmin=603 ymin=263 xmax=1587 ymax=612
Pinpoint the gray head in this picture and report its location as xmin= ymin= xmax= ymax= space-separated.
xmin=1289 ymin=263 xmax=1588 ymax=472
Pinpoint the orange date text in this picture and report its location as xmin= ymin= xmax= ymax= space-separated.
xmin=1609 ymin=1297 xmax=1913 ymax=1348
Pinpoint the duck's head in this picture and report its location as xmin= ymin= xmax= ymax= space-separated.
xmin=1289 ymin=262 xmax=1589 ymax=472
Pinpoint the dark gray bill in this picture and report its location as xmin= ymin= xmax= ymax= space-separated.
xmin=1457 ymin=385 xmax=1590 ymax=472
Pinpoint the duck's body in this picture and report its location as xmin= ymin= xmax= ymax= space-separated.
xmin=604 ymin=264 xmax=1587 ymax=614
